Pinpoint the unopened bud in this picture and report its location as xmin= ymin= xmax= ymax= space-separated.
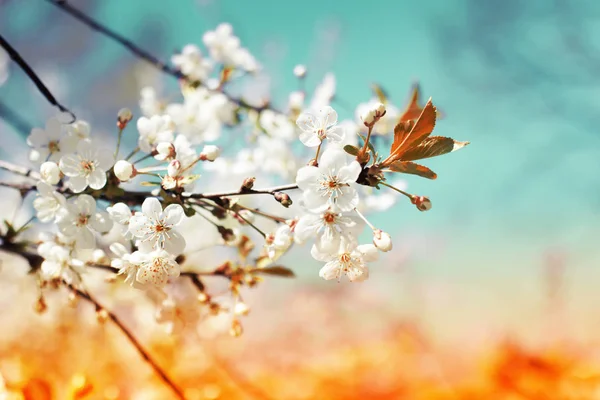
xmin=156 ymin=142 xmax=176 ymax=160
xmin=197 ymin=292 xmax=210 ymax=304
xmin=91 ymin=249 xmax=108 ymax=264
xmin=241 ymin=177 xmax=255 ymax=191
xmin=361 ymin=109 xmax=376 ymax=127
xmin=293 ymin=64 xmax=307 ymax=78
xmin=373 ymin=229 xmax=393 ymax=252
xmin=34 ymin=296 xmax=47 ymax=314
xmin=411 ymin=195 xmax=432 ymax=212
xmin=217 ymin=226 xmax=236 ymax=242
xmin=114 ymin=160 xmax=136 ymax=182
xmin=168 ymin=160 xmax=181 ymax=177
xmin=229 ymin=319 xmax=243 ymax=337
xmin=274 ymin=192 xmax=293 ymax=208
xmin=373 ymin=102 xmax=386 ymax=118
xmin=200 ymin=145 xmax=220 ymax=161
xmin=96 ymin=308 xmax=109 ymax=324
xmin=40 ymin=161 xmax=61 ymax=185
xmin=117 ymin=108 xmax=133 ymax=129
xmin=234 ymin=302 xmax=250 ymax=316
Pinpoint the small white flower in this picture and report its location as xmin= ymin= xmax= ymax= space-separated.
xmin=56 ymin=194 xmax=113 ymax=249
xmin=296 ymin=148 xmax=362 ymax=212
xmin=372 ymin=229 xmax=392 ymax=252
xmin=295 ymin=207 xmax=364 ymax=253
xmin=312 ymin=239 xmax=378 ymax=282
xmin=114 ymin=160 xmax=136 ymax=181
xmin=355 ymin=98 xmax=399 ymax=136
xmin=137 ymin=115 xmax=174 ymax=153
xmin=27 ymin=117 xmax=78 ymax=164
xmin=296 ymin=106 xmax=345 ymax=147
xmin=33 ymin=181 xmax=66 ymax=222
xmin=265 ymin=221 xmax=296 ymax=261
xmin=67 ymin=120 xmax=91 ymax=140
xmin=155 ymin=135 xmax=196 ymax=164
xmin=38 ymin=242 xmax=84 ymax=285
xmin=203 ymin=23 xmax=240 ymax=65
xmin=140 ymin=86 xmax=163 ymax=117
xmin=130 ymin=249 xmax=180 ymax=288
xmin=110 ymin=243 xmax=143 ymax=288
xmin=129 ymin=198 xmax=186 ymax=254
xmin=293 ymin=64 xmax=307 ymax=78
xmin=39 ymin=161 xmax=60 ymax=185
xmin=260 ymin=110 xmax=295 ymax=140
xmin=166 ymin=91 xmax=221 ymax=143
xmin=59 ymin=140 xmax=114 ymax=193
xmin=171 ymin=44 xmax=213 ymax=82
xmin=288 ymin=91 xmax=305 ymax=110
xmin=107 ymin=202 xmax=133 ymax=238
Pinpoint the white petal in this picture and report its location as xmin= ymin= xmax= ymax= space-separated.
xmin=319 ymin=106 xmax=338 ymax=128
xmin=88 ymin=169 xmax=107 ymax=190
xmin=318 ymin=148 xmax=347 ymax=172
xmin=164 ymin=230 xmax=186 ymax=254
xmin=142 ymin=197 xmax=163 ymax=217
xmin=334 ymin=186 xmax=359 ymax=212
xmin=45 ymin=118 xmax=62 ymax=139
xmin=27 ymin=128 xmax=48 ymax=147
xmin=36 ymin=181 xmax=54 ymax=197
xmin=294 ymin=214 xmax=320 ymax=243
xmin=319 ymin=260 xmax=341 ymax=280
xmin=90 ymin=211 xmax=113 ymax=233
xmin=295 ymin=166 xmax=320 ymax=190
xmin=75 ymin=228 xmax=95 ymax=249
xmin=356 ymin=244 xmax=379 ymax=262
xmin=68 ymin=176 xmax=88 ymax=193
xmin=326 ymin=125 xmax=345 ymax=143
xmin=338 ymin=161 xmax=362 ymax=183
xmin=163 ymin=204 xmax=184 ymax=226
xmin=129 ymin=215 xmax=151 ymax=238
xmin=75 ymin=194 xmax=97 ymax=215
xmin=95 ymin=149 xmax=115 ymax=171
xmin=296 ymin=112 xmax=317 ymax=132
xmin=59 ymin=155 xmax=82 ymax=176
xmin=298 ymin=130 xmax=321 ymax=147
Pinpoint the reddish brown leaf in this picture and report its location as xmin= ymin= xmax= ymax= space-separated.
xmin=387 ymin=161 xmax=437 ymax=180
xmin=400 ymin=136 xmax=470 ymax=161
xmin=398 ymin=83 xmax=424 ymax=122
xmin=389 ymin=99 xmax=437 ymax=161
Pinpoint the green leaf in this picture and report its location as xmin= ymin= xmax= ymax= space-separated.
xmin=183 ymin=207 xmax=196 ymax=217
xmin=388 ymin=161 xmax=437 ymax=180
xmin=358 ymin=133 xmax=376 ymax=155
xmin=344 ymin=144 xmax=359 ymax=156
xmin=253 ymin=265 xmax=295 ymax=278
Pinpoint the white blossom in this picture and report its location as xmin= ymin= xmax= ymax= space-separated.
xmin=110 ymin=243 xmax=142 ymax=288
xmin=56 ymin=194 xmax=113 ymax=249
xmin=312 ymin=239 xmax=378 ymax=282
xmin=107 ymin=202 xmax=133 ymax=238
xmin=296 ymin=148 xmax=361 ymax=212
xmin=33 ymin=182 xmax=66 ymax=222
xmin=114 ymin=160 xmax=135 ymax=181
xmin=137 ymin=115 xmax=174 ymax=153
xmin=39 ymin=161 xmax=60 ymax=185
xmin=129 ymin=198 xmax=186 ymax=254
xmin=166 ymin=90 xmax=221 ymax=143
xmin=295 ymin=206 xmax=364 ymax=253
xmin=38 ymin=242 xmax=84 ymax=285
xmin=172 ymin=44 xmax=213 ymax=82
xmin=130 ymin=249 xmax=180 ymax=288
xmin=372 ymin=229 xmax=392 ymax=252
xmin=59 ymin=140 xmax=114 ymax=193
xmin=265 ymin=221 xmax=296 ymax=261
xmin=27 ymin=117 xmax=78 ymax=164
xmin=67 ymin=120 xmax=91 ymax=140
xmin=296 ymin=106 xmax=344 ymax=147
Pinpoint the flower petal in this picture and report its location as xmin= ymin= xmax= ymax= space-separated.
xmin=163 ymin=204 xmax=184 ymax=226
xmin=68 ymin=176 xmax=88 ymax=193
xmin=164 ymin=229 xmax=186 ymax=254
xmin=142 ymin=197 xmax=163 ymax=217
xmin=75 ymin=194 xmax=97 ymax=215
xmin=318 ymin=148 xmax=347 ymax=172
xmin=88 ymin=169 xmax=107 ymax=190
xmin=95 ymin=149 xmax=115 ymax=171
xmin=295 ymin=166 xmax=320 ymax=191
xmin=298 ymin=130 xmax=321 ymax=147
xmin=337 ymin=161 xmax=361 ymax=183
xmin=59 ymin=155 xmax=82 ymax=176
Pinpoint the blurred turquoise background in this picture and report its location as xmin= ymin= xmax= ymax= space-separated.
xmin=1 ymin=0 xmax=599 ymax=339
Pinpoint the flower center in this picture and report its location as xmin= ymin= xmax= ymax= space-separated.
xmin=48 ymin=140 xmax=60 ymax=153
xmin=80 ymin=160 xmax=95 ymax=174
xmin=323 ymin=212 xmax=336 ymax=224
xmin=339 ymin=252 xmax=351 ymax=265
xmin=154 ymin=223 xmax=168 ymax=234
xmin=316 ymin=128 xmax=326 ymax=140
xmin=76 ymin=214 xmax=90 ymax=227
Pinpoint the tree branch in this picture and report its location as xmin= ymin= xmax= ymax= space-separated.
xmin=0 ymin=34 xmax=76 ymax=121
xmin=44 ymin=0 xmax=283 ymax=115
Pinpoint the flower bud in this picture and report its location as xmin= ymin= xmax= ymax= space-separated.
xmin=288 ymin=91 xmax=304 ymax=110
xmin=373 ymin=229 xmax=393 ymax=252
xmin=156 ymin=142 xmax=175 ymax=160
xmin=234 ymin=302 xmax=250 ymax=316
xmin=200 ymin=145 xmax=220 ymax=161
xmin=217 ymin=226 xmax=236 ymax=242
xmin=40 ymin=161 xmax=60 ymax=185
xmin=117 ymin=108 xmax=133 ymax=129
xmin=241 ymin=177 xmax=255 ymax=191
xmin=96 ymin=308 xmax=109 ymax=324
xmin=168 ymin=160 xmax=181 ymax=177
xmin=361 ymin=109 xmax=376 ymax=126
xmin=274 ymin=192 xmax=293 ymax=208
xmin=411 ymin=195 xmax=432 ymax=212
xmin=293 ymin=64 xmax=307 ymax=78
xmin=114 ymin=160 xmax=136 ymax=181
xmin=230 ymin=319 xmax=243 ymax=337
xmin=197 ymin=292 xmax=210 ymax=304
xmin=92 ymin=249 xmax=108 ymax=264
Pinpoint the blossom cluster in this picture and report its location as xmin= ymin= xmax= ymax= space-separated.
xmin=3 ymin=20 xmax=467 ymax=337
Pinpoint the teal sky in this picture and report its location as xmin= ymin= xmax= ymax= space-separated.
xmin=1 ymin=0 xmax=600 ymax=333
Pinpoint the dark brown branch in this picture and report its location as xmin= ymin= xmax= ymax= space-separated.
xmin=187 ymin=183 xmax=299 ymax=199
xmin=44 ymin=0 xmax=282 ymax=115
xmin=0 ymin=34 xmax=76 ymax=122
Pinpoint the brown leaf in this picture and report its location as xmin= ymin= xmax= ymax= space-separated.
xmin=389 ymin=99 xmax=437 ymax=161
xmin=398 ymin=83 xmax=424 ymax=122
xmin=400 ymin=136 xmax=470 ymax=161
xmin=387 ymin=161 xmax=437 ymax=180
xmin=253 ymin=265 xmax=295 ymax=278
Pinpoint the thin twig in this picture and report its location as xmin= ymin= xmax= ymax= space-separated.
xmin=187 ymin=183 xmax=298 ymax=199
xmin=44 ymin=0 xmax=283 ymax=115
xmin=0 ymin=160 xmax=40 ymax=179
xmin=0 ymin=33 xmax=76 ymax=121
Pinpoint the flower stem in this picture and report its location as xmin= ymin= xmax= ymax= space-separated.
xmin=380 ymin=181 xmax=413 ymax=199
xmin=114 ymin=127 xmax=124 ymax=159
